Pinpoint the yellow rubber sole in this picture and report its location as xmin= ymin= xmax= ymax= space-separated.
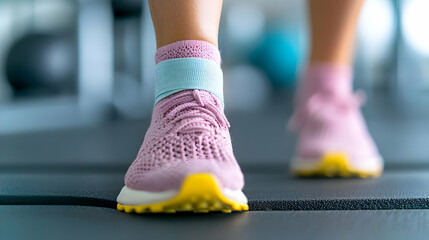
xmin=117 ymin=173 xmax=249 ymax=214
xmin=291 ymin=152 xmax=383 ymax=178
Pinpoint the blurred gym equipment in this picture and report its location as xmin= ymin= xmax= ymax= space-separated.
xmin=250 ymin=29 xmax=300 ymax=89
xmin=111 ymin=0 xmax=142 ymax=17
xmin=5 ymin=33 xmax=76 ymax=95
xmin=224 ymin=64 xmax=270 ymax=111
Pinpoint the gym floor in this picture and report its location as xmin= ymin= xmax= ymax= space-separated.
xmin=1 ymin=94 xmax=429 ymax=240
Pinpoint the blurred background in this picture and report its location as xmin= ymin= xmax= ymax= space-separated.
xmin=0 ymin=0 xmax=428 ymax=169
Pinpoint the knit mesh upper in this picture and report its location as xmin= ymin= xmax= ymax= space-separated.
xmin=124 ymin=90 xmax=244 ymax=192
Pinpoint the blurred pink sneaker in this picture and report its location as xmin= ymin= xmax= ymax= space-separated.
xmin=289 ymin=64 xmax=383 ymax=178
xmin=117 ymin=90 xmax=248 ymax=213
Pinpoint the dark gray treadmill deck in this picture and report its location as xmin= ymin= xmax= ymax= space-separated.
xmin=2 ymin=166 xmax=429 ymax=211
xmin=1 ymin=206 xmax=428 ymax=240
xmin=2 ymin=100 xmax=429 ymax=240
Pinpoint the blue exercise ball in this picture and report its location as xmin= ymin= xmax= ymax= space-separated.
xmin=250 ymin=29 xmax=300 ymax=89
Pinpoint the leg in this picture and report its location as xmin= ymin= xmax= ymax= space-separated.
xmin=117 ymin=0 xmax=248 ymax=214
xmin=289 ymin=0 xmax=383 ymax=178
xmin=149 ymin=0 xmax=222 ymax=48
xmin=309 ymin=0 xmax=365 ymax=65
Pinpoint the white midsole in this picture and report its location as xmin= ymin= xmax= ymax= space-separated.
xmin=290 ymin=155 xmax=384 ymax=172
xmin=117 ymin=186 xmax=248 ymax=206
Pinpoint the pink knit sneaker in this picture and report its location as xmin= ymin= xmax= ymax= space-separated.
xmin=117 ymin=90 xmax=248 ymax=213
xmin=116 ymin=40 xmax=247 ymax=213
xmin=289 ymin=64 xmax=383 ymax=178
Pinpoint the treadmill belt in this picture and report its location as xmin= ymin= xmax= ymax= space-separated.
xmin=1 ymin=165 xmax=429 ymax=211
xmin=1 ymin=206 xmax=428 ymax=240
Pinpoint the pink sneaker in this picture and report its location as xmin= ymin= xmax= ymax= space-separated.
xmin=289 ymin=64 xmax=383 ymax=178
xmin=117 ymin=90 xmax=248 ymax=213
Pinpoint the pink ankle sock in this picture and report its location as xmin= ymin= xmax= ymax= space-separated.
xmin=155 ymin=40 xmax=221 ymax=65
xmin=297 ymin=63 xmax=352 ymax=102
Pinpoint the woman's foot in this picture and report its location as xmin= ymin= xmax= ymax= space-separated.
xmin=289 ymin=64 xmax=383 ymax=178
xmin=117 ymin=41 xmax=248 ymax=213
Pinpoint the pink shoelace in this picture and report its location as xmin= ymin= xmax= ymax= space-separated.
xmin=158 ymin=90 xmax=229 ymax=135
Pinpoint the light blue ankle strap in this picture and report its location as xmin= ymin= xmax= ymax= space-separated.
xmin=155 ymin=58 xmax=223 ymax=105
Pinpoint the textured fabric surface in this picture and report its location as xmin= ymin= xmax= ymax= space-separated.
xmin=125 ymin=90 xmax=244 ymax=192
xmin=155 ymin=40 xmax=221 ymax=65
xmin=290 ymin=64 xmax=381 ymax=161
xmin=155 ymin=58 xmax=224 ymax=105
xmin=125 ymin=40 xmax=243 ymax=192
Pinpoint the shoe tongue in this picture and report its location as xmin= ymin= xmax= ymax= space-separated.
xmin=157 ymin=89 xmax=228 ymax=129
xmin=191 ymin=90 xmax=229 ymax=129
xmin=191 ymin=90 xmax=220 ymax=108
